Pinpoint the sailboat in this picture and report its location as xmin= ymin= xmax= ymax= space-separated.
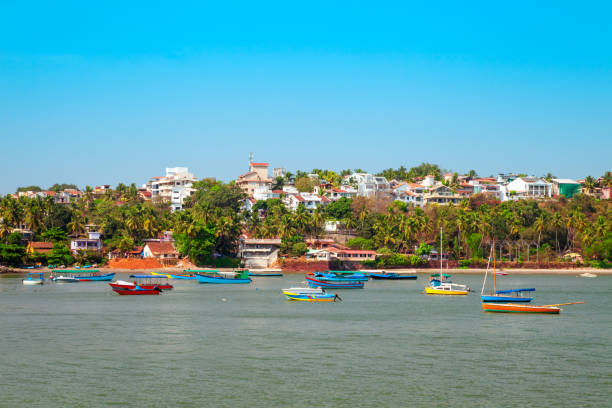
xmin=480 ymin=243 xmax=534 ymax=302
xmin=424 ymin=228 xmax=469 ymax=295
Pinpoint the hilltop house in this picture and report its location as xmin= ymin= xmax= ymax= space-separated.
xmin=503 ymin=177 xmax=552 ymax=200
xmin=148 ymin=167 xmax=197 ymax=212
xmin=236 ymin=162 xmax=273 ymax=196
xmin=423 ymin=185 xmax=463 ymax=205
xmin=552 ymin=179 xmax=581 ymax=198
xmin=70 ymin=231 xmax=102 ymax=253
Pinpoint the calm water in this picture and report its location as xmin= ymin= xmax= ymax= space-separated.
xmin=0 ymin=273 xmax=610 ymax=407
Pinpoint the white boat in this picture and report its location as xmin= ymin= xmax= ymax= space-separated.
xmin=22 ymin=272 xmax=44 ymax=285
xmin=53 ymin=275 xmax=79 ymax=283
xmin=579 ymin=272 xmax=597 ymax=278
xmin=282 ymin=287 xmax=325 ymax=295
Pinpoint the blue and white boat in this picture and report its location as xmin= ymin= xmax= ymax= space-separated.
xmin=22 ymin=272 xmax=44 ymax=285
xmin=51 ymin=270 xmax=115 ymax=282
xmin=480 ymin=244 xmax=534 ymax=302
xmin=282 ymin=287 xmax=341 ymax=302
xmin=369 ymin=272 xmax=417 ymax=280
xmin=305 ymin=276 xmax=364 ymax=289
xmin=195 ymin=270 xmax=251 ymax=284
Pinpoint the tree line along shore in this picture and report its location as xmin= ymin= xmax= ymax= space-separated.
xmin=1 ymin=175 xmax=611 ymax=270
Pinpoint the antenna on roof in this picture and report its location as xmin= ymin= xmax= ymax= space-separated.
xmin=249 ymin=152 xmax=253 ymax=163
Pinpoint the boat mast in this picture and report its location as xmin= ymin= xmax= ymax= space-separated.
xmin=481 ymin=245 xmax=492 ymax=295
xmin=440 ymin=227 xmax=443 ymax=278
xmin=492 ymin=239 xmax=496 ymax=294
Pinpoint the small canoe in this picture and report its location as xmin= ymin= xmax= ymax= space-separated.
xmin=481 ymin=303 xmax=560 ymax=314
xmin=305 ymin=276 xmax=364 ymax=289
xmin=111 ymin=286 xmax=161 ymax=295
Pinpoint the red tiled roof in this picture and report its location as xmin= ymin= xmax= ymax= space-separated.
xmin=145 ymin=241 xmax=177 ymax=255
xmin=294 ymin=195 xmax=305 ymax=202
xmin=250 ymin=162 xmax=269 ymax=166
xmin=28 ymin=242 xmax=54 ymax=253
xmin=271 ymin=190 xmax=284 ymax=194
xmin=326 ymin=247 xmax=377 ymax=255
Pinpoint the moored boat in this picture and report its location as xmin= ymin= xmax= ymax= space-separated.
xmin=282 ymin=287 xmax=341 ymax=302
xmin=195 ymin=269 xmax=251 ymax=284
xmin=481 ymin=303 xmax=560 ymax=314
xmin=369 ymin=272 xmax=417 ymax=280
xmin=22 ymin=272 xmax=44 ymax=285
xmin=109 ymin=275 xmax=173 ymax=290
xmin=309 ymin=271 xmax=369 ymax=282
xmin=424 ymin=229 xmax=469 ymax=295
xmin=305 ymin=276 xmax=364 ymax=289
xmin=111 ymin=286 xmax=162 ymax=295
xmin=152 ymin=271 xmax=196 ymax=280
xmin=51 ymin=270 xmax=115 ymax=282
xmin=480 ymin=243 xmax=533 ymax=302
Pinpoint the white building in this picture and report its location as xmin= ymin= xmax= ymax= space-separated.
xmin=149 ymin=167 xmax=197 ymax=212
xmin=503 ymin=177 xmax=552 ymax=201
xmin=283 ymin=193 xmax=330 ymax=211
xmin=343 ymin=173 xmax=390 ymax=197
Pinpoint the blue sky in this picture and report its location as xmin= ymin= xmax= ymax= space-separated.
xmin=1 ymin=1 xmax=611 ymax=193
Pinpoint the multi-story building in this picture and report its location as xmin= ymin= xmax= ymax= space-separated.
xmin=238 ymin=237 xmax=282 ymax=269
xmin=552 ymin=179 xmax=581 ymax=198
xmin=236 ymin=162 xmax=273 ymax=196
xmin=343 ymin=173 xmax=390 ymax=197
xmin=503 ymin=177 xmax=552 ymax=201
xmin=149 ymin=167 xmax=197 ymax=212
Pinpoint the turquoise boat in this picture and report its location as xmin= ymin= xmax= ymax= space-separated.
xmin=312 ymin=271 xmax=368 ymax=282
xmin=195 ymin=270 xmax=251 ymax=284
xmin=51 ymin=270 xmax=115 ymax=281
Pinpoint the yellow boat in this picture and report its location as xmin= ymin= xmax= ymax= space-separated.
xmin=425 ymin=285 xmax=469 ymax=295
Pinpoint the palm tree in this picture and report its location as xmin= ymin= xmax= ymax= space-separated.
xmin=534 ymin=213 xmax=547 ymax=262
xmin=551 ymin=212 xmax=563 ymax=254
xmin=583 ymin=176 xmax=596 ymax=195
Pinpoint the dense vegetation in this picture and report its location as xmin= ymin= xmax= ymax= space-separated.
xmin=2 ymin=170 xmax=611 ymax=268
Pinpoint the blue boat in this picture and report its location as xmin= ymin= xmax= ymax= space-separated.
xmin=23 ymin=272 xmax=44 ymax=285
xmin=480 ymin=244 xmax=534 ymax=302
xmin=312 ymin=271 xmax=368 ymax=282
xmin=195 ymin=270 xmax=251 ymax=284
xmin=481 ymin=288 xmax=535 ymax=303
xmin=305 ymin=276 xmax=364 ymax=289
xmin=248 ymin=272 xmax=283 ymax=277
xmin=369 ymin=272 xmax=417 ymax=280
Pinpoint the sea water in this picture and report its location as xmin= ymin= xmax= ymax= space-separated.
xmin=0 ymin=274 xmax=610 ymax=407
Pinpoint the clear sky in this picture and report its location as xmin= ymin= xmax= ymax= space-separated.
xmin=1 ymin=1 xmax=611 ymax=193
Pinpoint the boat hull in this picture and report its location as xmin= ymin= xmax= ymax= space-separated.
xmin=424 ymin=286 xmax=468 ymax=295
xmin=75 ymin=273 xmax=115 ymax=282
xmin=481 ymin=303 xmax=560 ymax=314
xmin=111 ymin=288 xmax=161 ymax=295
xmin=151 ymin=272 xmax=196 ymax=280
xmin=22 ymin=279 xmax=43 ymax=285
xmin=370 ymin=274 xmax=417 ymax=280
xmin=248 ymin=273 xmax=283 ymax=277
xmin=282 ymin=291 xmax=337 ymax=302
xmin=305 ymin=277 xmax=364 ymax=289
xmin=195 ymin=274 xmax=251 ymax=284
xmin=109 ymin=283 xmax=173 ymax=290
xmin=53 ymin=277 xmax=79 ymax=283
xmin=481 ymin=295 xmax=532 ymax=303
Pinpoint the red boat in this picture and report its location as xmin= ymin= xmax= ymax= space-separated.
xmin=111 ymin=286 xmax=161 ymax=295
xmin=109 ymin=280 xmax=173 ymax=290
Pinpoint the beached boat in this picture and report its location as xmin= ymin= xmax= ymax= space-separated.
xmin=305 ymin=276 xmax=365 ymax=289
xmin=195 ymin=269 xmax=251 ymax=284
xmin=480 ymin=245 xmax=534 ymax=302
xmin=22 ymin=272 xmax=44 ymax=285
xmin=51 ymin=270 xmax=115 ymax=282
xmin=369 ymin=272 xmax=417 ymax=280
xmin=109 ymin=275 xmax=173 ymax=290
xmin=425 ymin=229 xmax=469 ymax=295
xmin=111 ymin=286 xmax=162 ymax=295
xmin=282 ymin=287 xmax=341 ymax=302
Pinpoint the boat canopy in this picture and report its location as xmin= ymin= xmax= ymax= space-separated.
xmin=129 ymin=274 xmax=164 ymax=278
xmin=430 ymin=273 xmax=451 ymax=278
xmin=28 ymin=272 xmax=44 ymax=278
xmin=495 ymin=288 xmax=536 ymax=294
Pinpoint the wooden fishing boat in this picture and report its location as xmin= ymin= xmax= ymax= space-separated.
xmin=481 ymin=243 xmax=534 ymax=302
xmin=482 ymin=303 xmax=560 ymax=314
xmin=51 ymin=270 xmax=115 ymax=282
xmin=109 ymin=275 xmax=173 ymax=290
xmin=309 ymin=271 xmax=369 ymax=282
xmin=22 ymin=272 xmax=44 ymax=285
xmin=195 ymin=270 xmax=251 ymax=284
xmin=282 ymin=287 xmax=341 ymax=302
xmin=369 ymin=272 xmax=417 ymax=280
xmin=111 ymin=286 xmax=161 ymax=295
xmin=305 ymin=276 xmax=364 ymax=289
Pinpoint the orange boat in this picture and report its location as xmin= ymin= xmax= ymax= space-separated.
xmin=482 ymin=303 xmax=561 ymax=314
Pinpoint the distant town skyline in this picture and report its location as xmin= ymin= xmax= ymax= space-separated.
xmin=2 ymin=2 xmax=611 ymax=194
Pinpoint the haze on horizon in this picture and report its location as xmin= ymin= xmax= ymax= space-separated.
xmin=1 ymin=1 xmax=611 ymax=194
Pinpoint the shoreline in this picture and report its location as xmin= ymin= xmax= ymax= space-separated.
xmin=2 ymin=267 xmax=610 ymax=276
